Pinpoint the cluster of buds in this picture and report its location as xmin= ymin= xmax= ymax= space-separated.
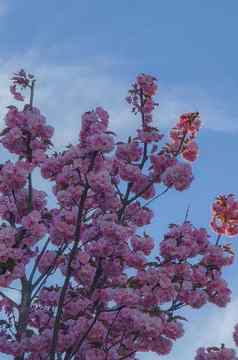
xmin=126 ymin=74 xmax=159 ymax=127
xmin=10 ymin=69 xmax=34 ymax=102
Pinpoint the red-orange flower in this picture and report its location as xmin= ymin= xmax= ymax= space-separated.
xmin=211 ymin=194 xmax=238 ymax=237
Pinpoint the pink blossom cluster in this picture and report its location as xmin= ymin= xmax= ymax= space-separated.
xmin=149 ymin=114 xmax=201 ymax=193
xmin=169 ymin=112 xmax=201 ymax=161
xmin=0 ymin=70 xmax=236 ymax=360
xmin=161 ymin=162 xmax=193 ymax=191
xmin=0 ymin=160 xmax=30 ymax=193
xmin=0 ymin=188 xmax=47 ymax=225
xmin=1 ymin=106 xmax=54 ymax=166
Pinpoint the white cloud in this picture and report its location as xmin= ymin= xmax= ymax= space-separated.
xmin=0 ymin=50 xmax=237 ymax=153
xmin=0 ymin=51 xmax=134 ymax=148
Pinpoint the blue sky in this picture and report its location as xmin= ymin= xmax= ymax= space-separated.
xmin=0 ymin=1 xmax=238 ymax=359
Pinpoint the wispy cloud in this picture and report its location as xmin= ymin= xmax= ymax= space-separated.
xmin=0 ymin=50 xmax=237 ymax=150
xmin=0 ymin=51 xmax=132 ymax=148
xmin=0 ymin=0 xmax=8 ymax=17
xmin=159 ymin=86 xmax=238 ymax=133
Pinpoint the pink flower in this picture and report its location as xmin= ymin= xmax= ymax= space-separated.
xmin=163 ymin=321 xmax=184 ymax=340
xmin=38 ymin=251 xmax=57 ymax=273
xmin=116 ymin=141 xmax=142 ymax=162
xmin=131 ymin=174 xmax=155 ymax=199
xmin=131 ymin=234 xmax=154 ymax=255
xmin=182 ymin=141 xmax=199 ymax=161
xmin=119 ymin=162 xmax=141 ymax=182
xmin=161 ymin=162 xmax=193 ymax=191
xmin=87 ymin=133 xmax=114 ymax=153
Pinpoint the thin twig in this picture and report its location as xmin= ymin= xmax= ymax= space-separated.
xmin=29 ymin=237 xmax=51 ymax=283
xmin=184 ymin=204 xmax=191 ymax=223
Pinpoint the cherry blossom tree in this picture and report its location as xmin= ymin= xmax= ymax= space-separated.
xmin=0 ymin=70 xmax=237 ymax=359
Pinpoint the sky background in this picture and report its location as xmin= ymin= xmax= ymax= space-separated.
xmin=0 ymin=1 xmax=238 ymax=359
